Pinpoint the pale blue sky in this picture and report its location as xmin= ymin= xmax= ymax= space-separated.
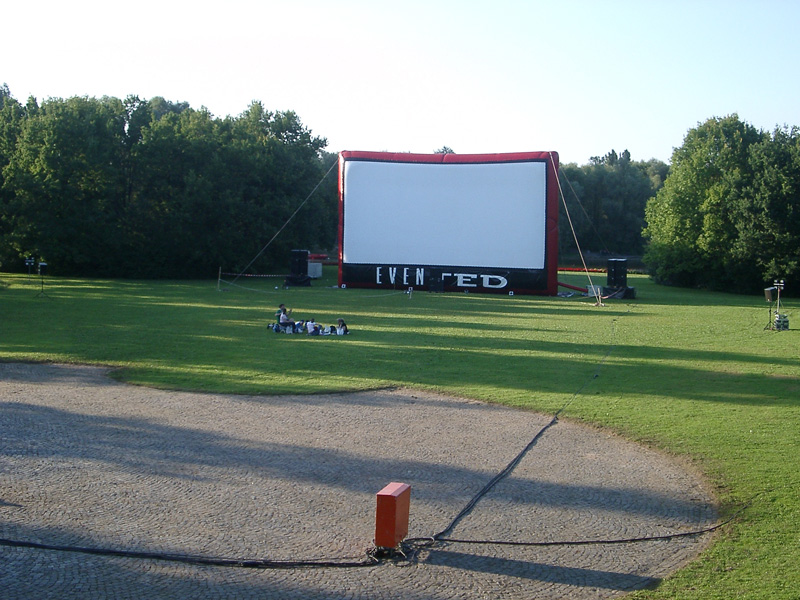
xmin=4 ymin=0 xmax=798 ymax=164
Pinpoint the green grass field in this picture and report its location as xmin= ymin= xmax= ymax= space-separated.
xmin=1 ymin=267 xmax=798 ymax=598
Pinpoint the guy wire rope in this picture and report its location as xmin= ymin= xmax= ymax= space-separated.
xmin=226 ymin=157 xmax=339 ymax=287
xmin=550 ymin=152 xmax=602 ymax=305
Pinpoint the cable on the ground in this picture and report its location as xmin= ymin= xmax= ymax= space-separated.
xmin=0 ymin=536 xmax=378 ymax=570
xmin=424 ymin=316 xmax=622 ymax=543
xmin=404 ymin=489 xmax=761 ymax=554
xmin=0 ymin=317 xmax=623 ymax=571
xmin=216 ymin=278 xmax=284 ymax=295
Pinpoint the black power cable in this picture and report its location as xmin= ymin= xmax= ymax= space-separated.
xmin=428 ymin=318 xmax=621 ymax=543
xmin=433 ymin=414 xmax=560 ymax=541
xmin=405 ymin=491 xmax=759 ymax=554
xmin=0 ymin=536 xmax=377 ymax=569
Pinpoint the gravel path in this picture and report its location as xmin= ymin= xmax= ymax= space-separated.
xmin=0 ymin=362 xmax=716 ymax=599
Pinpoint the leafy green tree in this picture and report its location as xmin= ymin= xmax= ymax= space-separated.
xmin=1 ymin=95 xmax=129 ymax=274
xmin=640 ymin=158 xmax=670 ymax=190
xmin=734 ymin=126 xmax=800 ymax=283
xmin=0 ymin=84 xmax=24 ymax=165
xmin=125 ymin=105 xmax=237 ymax=276
xmin=643 ymin=115 xmax=765 ymax=288
xmin=224 ymin=103 xmax=330 ymax=273
xmin=148 ymin=96 xmax=191 ymax=121
xmin=0 ymin=85 xmax=26 ymax=267
xmin=311 ymin=150 xmax=342 ymax=253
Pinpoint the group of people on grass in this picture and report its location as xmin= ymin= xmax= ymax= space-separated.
xmin=271 ymin=304 xmax=349 ymax=336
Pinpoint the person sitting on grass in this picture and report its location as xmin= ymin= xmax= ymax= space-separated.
xmin=306 ymin=317 xmax=321 ymax=336
xmin=276 ymin=304 xmax=294 ymax=328
xmin=272 ymin=304 xmax=305 ymax=333
xmin=336 ymin=318 xmax=349 ymax=335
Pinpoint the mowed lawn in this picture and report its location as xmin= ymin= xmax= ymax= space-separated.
xmin=1 ymin=268 xmax=798 ymax=599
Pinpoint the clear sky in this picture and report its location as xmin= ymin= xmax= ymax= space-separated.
xmin=3 ymin=0 xmax=799 ymax=165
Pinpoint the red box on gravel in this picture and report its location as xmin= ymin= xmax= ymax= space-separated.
xmin=375 ymin=482 xmax=411 ymax=548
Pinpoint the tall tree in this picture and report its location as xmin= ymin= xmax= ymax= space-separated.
xmin=643 ymin=115 xmax=766 ymax=289
xmin=734 ymin=126 xmax=800 ymax=283
xmin=225 ymin=103 xmax=330 ymax=273
xmin=0 ymin=85 xmax=26 ymax=266
xmin=1 ymin=96 xmax=129 ymax=274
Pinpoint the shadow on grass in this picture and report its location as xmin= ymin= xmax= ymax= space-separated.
xmin=4 ymin=276 xmax=797 ymax=408
xmin=153 ymin=329 xmax=799 ymax=408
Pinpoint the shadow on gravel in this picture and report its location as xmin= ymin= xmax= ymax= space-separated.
xmin=426 ymin=549 xmax=658 ymax=591
xmin=1 ymin=400 xmax=714 ymax=525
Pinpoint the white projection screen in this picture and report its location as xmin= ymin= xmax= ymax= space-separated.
xmin=338 ymin=151 xmax=559 ymax=295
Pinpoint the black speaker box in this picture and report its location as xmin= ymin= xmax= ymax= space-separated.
xmin=607 ymin=258 xmax=627 ymax=288
xmin=290 ymin=249 xmax=309 ymax=277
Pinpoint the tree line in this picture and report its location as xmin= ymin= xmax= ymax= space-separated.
xmin=0 ymin=81 xmax=663 ymax=280
xmin=0 ymin=85 xmax=338 ymax=278
xmin=2 ymin=84 xmax=795 ymax=292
